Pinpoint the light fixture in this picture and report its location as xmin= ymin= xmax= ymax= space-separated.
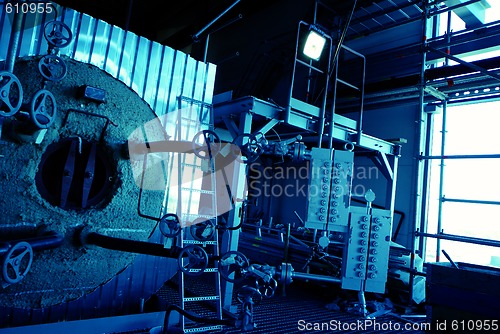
xmin=303 ymin=28 xmax=327 ymax=61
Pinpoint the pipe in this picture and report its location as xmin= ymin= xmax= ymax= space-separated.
xmin=192 ymin=0 xmax=240 ymax=41
xmin=291 ymin=270 xmax=341 ymax=284
xmin=83 ymin=231 xmax=180 ymax=258
xmin=415 ymin=231 xmax=500 ymax=248
xmin=0 ymin=231 xmax=64 ymax=254
xmin=5 ymin=7 xmax=24 ymax=72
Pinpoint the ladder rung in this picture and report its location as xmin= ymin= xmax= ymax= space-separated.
xmin=183 ymin=267 xmax=218 ymax=274
xmin=183 ymin=325 xmax=223 ymax=333
xmin=182 ymin=213 xmax=214 ymax=219
xmin=182 ymin=240 xmax=218 ymax=245
xmin=181 ymin=117 xmax=210 ymax=126
xmin=181 ymin=188 xmax=215 ymax=194
xmin=183 ymin=296 xmax=220 ymax=302
xmin=180 ymin=162 xmax=202 ymax=168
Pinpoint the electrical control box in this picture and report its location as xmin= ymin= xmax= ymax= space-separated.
xmin=304 ymin=148 xmax=332 ymax=231
xmin=341 ymin=206 xmax=392 ymax=294
xmin=328 ymin=150 xmax=353 ymax=232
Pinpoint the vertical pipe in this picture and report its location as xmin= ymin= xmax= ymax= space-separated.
xmin=6 ymin=10 xmax=24 ymax=72
xmin=418 ymin=111 xmax=434 ymax=255
xmin=409 ymin=0 xmax=430 ymax=307
xmin=436 ymin=11 xmax=452 ymax=262
xmin=436 ymin=100 xmax=447 ymax=262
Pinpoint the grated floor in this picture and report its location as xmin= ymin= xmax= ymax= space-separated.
xmin=140 ymin=274 xmax=427 ymax=334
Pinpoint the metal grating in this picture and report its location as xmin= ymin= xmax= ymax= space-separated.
xmin=150 ymin=277 xmax=427 ymax=334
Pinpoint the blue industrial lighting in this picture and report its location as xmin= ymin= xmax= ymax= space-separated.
xmin=303 ymin=26 xmax=327 ymax=61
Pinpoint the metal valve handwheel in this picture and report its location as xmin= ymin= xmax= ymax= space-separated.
xmin=1 ymin=241 xmax=34 ymax=285
xmin=192 ymin=130 xmax=221 ymax=159
xmin=44 ymin=21 xmax=73 ymax=48
xmin=218 ymin=250 xmax=250 ymax=283
xmin=231 ymin=133 xmax=265 ymax=164
xmin=159 ymin=213 xmax=182 ymax=238
xmin=255 ymin=276 xmax=278 ymax=298
xmin=177 ymin=245 xmax=208 ymax=276
xmin=30 ymin=89 xmax=57 ymax=129
xmin=190 ymin=217 xmax=216 ymax=242
xmin=237 ymin=285 xmax=262 ymax=306
xmin=0 ymin=71 xmax=23 ymax=117
xmin=38 ymin=54 xmax=68 ymax=82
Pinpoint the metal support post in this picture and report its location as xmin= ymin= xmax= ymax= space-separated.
xmin=220 ymin=111 xmax=252 ymax=311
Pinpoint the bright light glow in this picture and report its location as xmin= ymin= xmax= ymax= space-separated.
xmin=303 ymin=30 xmax=326 ymax=60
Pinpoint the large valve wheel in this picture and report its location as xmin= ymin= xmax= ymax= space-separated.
xmin=190 ymin=217 xmax=216 ymax=242
xmin=158 ymin=213 xmax=181 ymax=238
xmin=231 ymin=133 xmax=266 ymax=164
xmin=1 ymin=242 xmax=34 ymax=285
xmin=0 ymin=71 xmax=23 ymax=117
xmin=177 ymin=245 xmax=208 ymax=276
xmin=192 ymin=130 xmax=221 ymax=159
xmin=44 ymin=21 xmax=73 ymax=48
xmin=38 ymin=54 xmax=68 ymax=82
xmin=218 ymin=251 xmax=249 ymax=283
xmin=29 ymin=89 xmax=57 ymax=129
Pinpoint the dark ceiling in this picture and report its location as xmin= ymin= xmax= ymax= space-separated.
xmin=52 ymin=0 xmax=381 ymax=98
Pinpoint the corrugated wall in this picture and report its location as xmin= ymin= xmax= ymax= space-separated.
xmin=0 ymin=3 xmax=216 ymax=328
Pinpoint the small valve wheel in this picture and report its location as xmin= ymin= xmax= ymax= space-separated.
xmin=192 ymin=130 xmax=221 ymax=159
xmin=255 ymin=276 xmax=278 ymax=298
xmin=38 ymin=55 xmax=68 ymax=82
xmin=190 ymin=217 xmax=216 ymax=242
xmin=1 ymin=242 xmax=34 ymax=285
xmin=231 ymin=133 xmax=265 ymax=164
xmin=29 ymin=89 xmax=57 ymax=129
xmin=44 ymin=21 xmax=73 ymax=48
xmin=0 ymin=71 xmax=23 ymax=117
xmin=158 ymin=213 xmax=181 ymax=238
xmin=177 ymin=245 xmax=208 ymax=276
xmin=218 ymin=251 xmax=249 ymax=283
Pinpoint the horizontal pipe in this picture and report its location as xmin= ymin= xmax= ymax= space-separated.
xmin=420 ymin=154 xmax=500 ymax=160
xmin=415 ymin=231 xmax=500 ymax=248
xmin=84 ymin=232 xmax=180 ymax=258
xmin=0 ymin=231 xmax=64 ymax=254
xmin=291 ymin=271 xmax=341 ymax=284
xmin=442 ymin=197 xmax=500 ymax=206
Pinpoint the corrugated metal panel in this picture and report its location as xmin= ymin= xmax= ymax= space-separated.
xmin=0 ymin=3 xmax=216 ymax=328
xmin=0 ymin=5 xmax=216 ymax=116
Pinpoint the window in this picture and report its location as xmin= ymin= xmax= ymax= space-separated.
xmin=425 ymin=101 xmax=500 ymax=267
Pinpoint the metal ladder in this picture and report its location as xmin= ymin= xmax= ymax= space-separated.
xmin=176 ymin=96 xmax=223 ymax=333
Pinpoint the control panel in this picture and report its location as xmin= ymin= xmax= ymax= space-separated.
xmin=304 ymin=148 xmax=332 ymax=231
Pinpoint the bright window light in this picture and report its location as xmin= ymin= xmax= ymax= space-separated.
xmin=303 ymin=30 xmax=326 ymax=61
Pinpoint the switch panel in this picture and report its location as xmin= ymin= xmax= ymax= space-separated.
xmin=341 ymin=208 xmax=370 ymax=292
xmin=304 ymin=148 xmax=332 ymax=231
xmin=365 ymin=209 xmax=392 ymax=293
xmin=328 ymin=150 xmax=354 ymax=232
xmin=341 ymin=206 xmax=392 ymax=294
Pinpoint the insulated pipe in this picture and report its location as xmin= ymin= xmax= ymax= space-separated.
xmin=5 ymin=8 xmax=24 ymax=72
xmin=0 ymin=230 xmax=64 ymax=254
xmin=83 ymin=231 xmax=180 ymax=258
